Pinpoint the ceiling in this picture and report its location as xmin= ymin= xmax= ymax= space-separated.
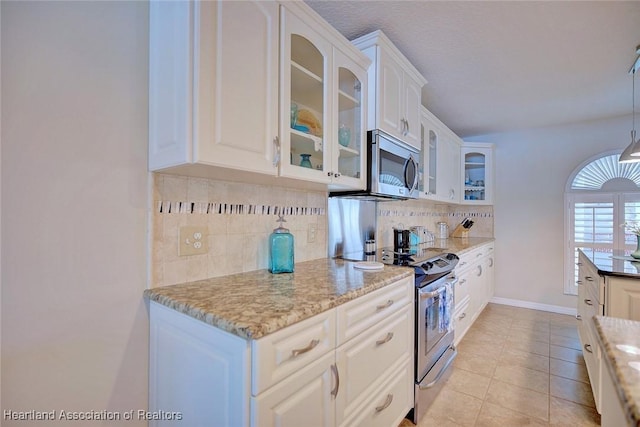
xmin=305 ymin=0 xmax=640 ymax=139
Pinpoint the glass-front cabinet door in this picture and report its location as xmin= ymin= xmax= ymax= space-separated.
xmin=461 ymin=143 xmax=494 ymax=204
xmin=420 ymin=107 xmax=439 ymax=200
xmin=332 ymin=48 xmax=366 ymax=190
xmin=280 ymin=8 xmax=332 ymax=183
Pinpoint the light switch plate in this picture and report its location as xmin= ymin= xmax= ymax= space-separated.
xmin=179 ymin=226 xmax=208 ymax=256
xmin=307 ymin=223 xmax=317 ymax=243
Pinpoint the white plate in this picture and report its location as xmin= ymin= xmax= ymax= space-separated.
xmin=380 ymin=174 xmax=403 ymax=186
xmin=353 ymin=261 xmax=384 ymax=271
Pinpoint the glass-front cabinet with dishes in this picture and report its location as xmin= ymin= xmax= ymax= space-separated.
xmin=280 ymin=6 xmax=367 ymax=190
xmin=461 ymin=142 xmax=494 ymax=205
xmin=419 ymin=106 xmax=440 ymax=200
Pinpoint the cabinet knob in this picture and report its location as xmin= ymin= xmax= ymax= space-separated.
xmin=327 ymin=172 xmax=332 ymax=177
xmin=334 ymin=172 xmax=341 ymax=178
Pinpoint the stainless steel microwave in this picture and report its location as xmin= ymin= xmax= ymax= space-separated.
xmin=330 ymin=130 xmax=420 ymax=200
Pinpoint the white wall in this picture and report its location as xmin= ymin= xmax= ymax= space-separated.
xmin=471 ymin=115 xmax=631 ymax=311
xmin=1 ymin=2 xmax=149 ymax=424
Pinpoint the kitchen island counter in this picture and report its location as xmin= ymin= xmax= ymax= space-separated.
xmin=593 ymin=315 xmax=640 ymax=426
xmin=144 ymin=258 xmax=412 ymax=340
xmin=579 ymin=248 xmax=640 ymax=279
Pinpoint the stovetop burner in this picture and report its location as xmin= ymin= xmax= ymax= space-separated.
xmin=340 ymin=244 xmax=459 ymax=287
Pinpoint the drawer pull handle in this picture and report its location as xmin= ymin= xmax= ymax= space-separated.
xmin=586 ymin=276 xmax=594 ymax=282
xmin=459 ymin=279 xmax=467 ymax=285
xmin=291 ymin=339 xmax=320 ymax=357
xmin=584 ymin=299 xmax=593 ymax=306
xmin=331 ymin=364 xmax=339 ymax=398
xmin=376 ymin=332 xmax=394 ymax=346
xmin=576 ymin=280 xmax=583 ymax=285
xmin=476 ymin=253 xmax=483 ymax=258
xmin=459 ymin=261 xmax=468 ymax=267
xmin=376 ymin=300 xmax=394 ymax=311
xmin=458 ymin=312 xmax=467 ymax=320
xmin=576 ymin=314 xmax=582 ymax=321
xmin=375 ymin=394 xmax=394 ymax=412
xmin=577 ymin=262 xmax=583 ymax=266
xmin=584 ymin=343 xmax=593 ymax=354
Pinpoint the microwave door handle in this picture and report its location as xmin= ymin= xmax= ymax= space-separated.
xmin=403 ymin=155 xmax=419 ymax=192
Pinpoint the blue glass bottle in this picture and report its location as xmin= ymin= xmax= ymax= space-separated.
xmin=269 ymin=215 xmax=294 ymax=273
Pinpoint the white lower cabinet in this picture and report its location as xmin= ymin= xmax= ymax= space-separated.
xmin=251 ymin=351 xmax=336 ymax=427
xmin=599 ymin=347 xmax=629 ymax=427
xmin=335 ymin=307 xmax=413 ymax=426
xmin=453 ymin=242 xmax=495 ymax=345
xmin=149 ymin=275 xmax=414 ymax=427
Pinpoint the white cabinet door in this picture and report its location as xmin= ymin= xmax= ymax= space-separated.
xmin=607 ymin=276 xmax=640 ymax=321
xmin=377 ymin=50 xmax=404 ymax=141
xmin=149 ymin=0 xmax=279 ymax=175
xmin=197 ymin=1 xmax=279 ymax=174
xmin=376 ymin=53 xmax=421 ymax=150
xmin=461 ymin=143 xmax=494 ymax=205
xmin=402 ymin=76 xmax=422 ymax=149
xmin=436 ymin=134 xmax=461 ymax=203
xmin=331 ymin=46 xmax=367 ymax=190
xmin=149 ymin=302 xmax=250 ymax=427
xmin=335 ymin=307 xmax=412 ymax=425
xmin=279 ymin=6 xmax=333 ymax=184
xmin=251 ymin=351 xmax=336 ymax=427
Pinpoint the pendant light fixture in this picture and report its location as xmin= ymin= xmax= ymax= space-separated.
xmin=619 ymin=45 xmax=640 ymax=163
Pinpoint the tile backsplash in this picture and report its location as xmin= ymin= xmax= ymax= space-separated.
xmin=151 ymin=174 xmax=328 ymax=287
xmin=151 ymin=173 xmax=494 ymax=287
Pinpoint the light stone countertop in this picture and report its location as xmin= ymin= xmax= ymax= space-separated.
xmin=145 ymin=258 xmax=413 ymax=340
xmin=593 ymin=315 xmax=640 ymax=426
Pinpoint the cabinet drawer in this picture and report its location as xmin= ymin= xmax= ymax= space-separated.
xmin=454 ymin=295 xmax=472 ymax=344
xmin=455 ymin=268 xmax=472 ymax=305
xmin=335 ymin=306 xmax=413 ymax=424
xmin=457 ymin=243 xmax=492 ymax=271
xmin=338 ymin=358 xmax=413 ymax=427
xmin=252 ymin=309 xmax=336 ymax=396
xmin=336 ymin=276 xmax=413 ymax=346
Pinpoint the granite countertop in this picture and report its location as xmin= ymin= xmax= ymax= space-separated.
xmin=442 ymin=237 xmax=494 ymax=255
xmin=145 ymin=258 xmax=413 ymax=340
xmin=579 ymin=248 xmax=640 ymax=279
xmin=593 ymin=315 xmax=640 ymax=426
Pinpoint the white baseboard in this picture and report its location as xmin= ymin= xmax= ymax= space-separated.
xmin=489 ymin=297 xmax=577 ymax=317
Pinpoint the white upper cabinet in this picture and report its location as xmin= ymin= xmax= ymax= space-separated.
xmin=437 ymin=131 xmax=461 ymax=203
xmin=149 ymin=1 xmax=369 ymax=191
xmin=420 ymin=106 xmax=460 ymax=203
xmin=149 ymin=0 xmax=279 ymax=175
xmin=461 ymin=142 xmax=494 ymax=205
xmin=352 ymin=31 xmax=427 ymax=150
xmin=279 ymin=5 xmax=368 ymax=190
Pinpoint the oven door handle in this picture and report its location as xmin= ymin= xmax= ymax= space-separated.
xmin=419 ymin=278 xmax=458 ymax=300
xmin=419 ymin=347 xmax=457 ymax=390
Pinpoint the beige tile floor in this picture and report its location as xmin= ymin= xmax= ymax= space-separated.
xmin=400 ymin=303 xmax=601 ymax=427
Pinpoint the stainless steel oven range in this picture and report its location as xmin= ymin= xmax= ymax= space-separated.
xmin=340 ymin=246 xmax=458 ymax=424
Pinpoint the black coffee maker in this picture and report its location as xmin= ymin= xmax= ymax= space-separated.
xmin=393 ymin=228 xmax=411 ymax=252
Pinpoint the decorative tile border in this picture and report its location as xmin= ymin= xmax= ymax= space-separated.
xmin=377 ymin=209 xmax=493 ymax=218
xmin=156 ymin=201 xmax=325 ymax=216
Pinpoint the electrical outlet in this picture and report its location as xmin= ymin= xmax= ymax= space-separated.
xmin=179 ymin=226 xmax=208 ymax=256
xmin=307 ymin=223 xmax=317 ymax=243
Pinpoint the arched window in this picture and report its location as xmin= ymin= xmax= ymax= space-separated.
xmin=564 ymin=150 xmax=640 ymax=295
